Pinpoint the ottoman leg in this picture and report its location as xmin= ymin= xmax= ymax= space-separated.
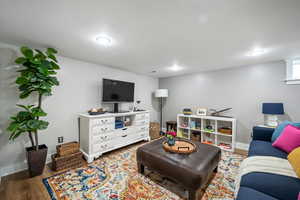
xmin=188 ymin=189 xmax=197 ymax=200
xmin=137 ymin=163 xmax=144 ymax=174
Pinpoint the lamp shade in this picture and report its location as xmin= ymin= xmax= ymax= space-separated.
xmin=155 ymin=89 xmax=168 ymax=98
xmin=262 ymin=103 xmax=284 ymax=115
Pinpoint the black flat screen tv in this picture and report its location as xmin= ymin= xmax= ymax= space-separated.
xmin=102 ymin=79 xmax=135 ymax=102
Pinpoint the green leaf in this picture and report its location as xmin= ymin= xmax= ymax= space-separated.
xmin=27 ymin=120 xmax=40 ymax=129
xmin=32 ymin=107 xmax=47 ymax=117
xmin=29 ymin=57 xmax=41 ymax=65
xmin=20 ymin=46 xmax=33 ymax=59
xmin=46 ymin=48 xmax=58 ymax=54
xmin=7 ymin=122 xmax=19 ymax=132
xmin=16 ymin=77 xmax=28 ymax=85
xmin=15 ymin=57 xmax=27 ymax=64
xmin=17 ymin=111 xmax=32 ymax=121
xmin=47 ymin=54 xmax=57 ymax=62
xmin=35 ymin=49 xmax=46 ymax=58
xmin=10 ymin=131 xmax=23 ymax=140
xmin=49 ymin=77 xmax=59 ymax=85
xmin=38 ymin=120 xmax=49 ymax=130
xmin=41 ymin=60 xmax=51 ymax=69
xmin=37 ymin=65 xmax=49 ymax=75
xmin=19 ymin=90 xmax=32 ymax=99
xmin=50 ymin=61 xmax=60 ymax=70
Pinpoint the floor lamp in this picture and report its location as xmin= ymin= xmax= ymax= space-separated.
xmin=155 ymin=89 xmax=168 ymax=135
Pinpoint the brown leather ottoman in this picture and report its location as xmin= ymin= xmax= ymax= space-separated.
xmin=137 ymin=138 xmax=221 ymax=200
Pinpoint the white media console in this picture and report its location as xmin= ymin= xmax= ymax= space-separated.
xmin=79 ymin=111 xmax=150 ymax=163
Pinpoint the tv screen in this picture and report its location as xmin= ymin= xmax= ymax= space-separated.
xmin=102 ymin=79 xmax=135 ymax=102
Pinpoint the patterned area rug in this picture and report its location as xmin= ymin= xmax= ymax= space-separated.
xmin=43 ymin=142 xmax=245 ymax=200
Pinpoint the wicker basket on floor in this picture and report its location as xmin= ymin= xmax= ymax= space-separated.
xmin=56 ymin=141 xmax=79 ymax=157
xmin=51 ymin=151 xmax=84 ymax=171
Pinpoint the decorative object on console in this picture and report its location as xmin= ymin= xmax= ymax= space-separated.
xmin=262 ymin=103 xmax=284 ymax=127
xmin=133 ymin=100 xmax=147 ymax=112
xmin=52 ymin=141 xmax=84 ymax=171
xmin=271 ymin=120 xmax=300 ymax=142
xmin=272 ymin=125 xmax=300 ymax=153
xmin=196 ymin=108 xmax=207 ymax=116
xmin=209 ymin=108 xmax=232 ymax=117
xmin=7 ymin=46 xmax=60 ymax=177
xmin=183 ymin=108 xmax=192 ymax=115
xmin=115 ymin=119 xmax=124 ymax=129
xmin=155 ymin=89 xmax=168 ymax=135
xmin=165 ymin=131 xmax=176 ymax=146
xmin=88 ymin=108 xmax=107 ymax=115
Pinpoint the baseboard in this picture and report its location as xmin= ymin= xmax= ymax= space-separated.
xmin=0 ymin=154 xmax=52 ymax=177
xmin=236 ymin=142 xmax=250 ymax=151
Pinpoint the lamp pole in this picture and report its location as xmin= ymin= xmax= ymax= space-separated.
xmin=160 ymin=97 xmax=163 ymax=135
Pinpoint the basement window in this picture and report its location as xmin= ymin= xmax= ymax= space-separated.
xmin=286 ymin=58 xmax=300 ymax=85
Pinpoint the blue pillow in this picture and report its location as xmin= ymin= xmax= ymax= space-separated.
xmin=271 ymin=121 xmax=300 ymax=142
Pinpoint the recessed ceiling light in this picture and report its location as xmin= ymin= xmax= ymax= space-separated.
xmin=247 ymin=48 xmax=266 ymax=57
xmin=168 ymin=64 xmax=183 ymax=71
xmin=96 ymin=35 xmax=113 ymax=47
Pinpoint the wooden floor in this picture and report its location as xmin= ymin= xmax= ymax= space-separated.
xmin=0 ymin=149 xmax=247 ymax=200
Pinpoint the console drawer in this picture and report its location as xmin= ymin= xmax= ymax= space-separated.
xmin=92 ymin=125 xmax=114 ymax=136
xmin=136 ymin=126 xmax=149 ymax=133
xmin=133 ymin=120 xmax=149 ymax=126
xmin=93 ymin=133 xmax=112 ymax=143
xmin=91 ymin=117 xmax=114 ymax=126
xmin=135 ymin=113 xmax=149 ymax=120
xmin=93 ymin=142 xmax=115 ymax=153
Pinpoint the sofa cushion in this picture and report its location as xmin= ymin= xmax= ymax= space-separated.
xmin=248 ymin=140 xmax=287 ymax=159
xmin=288 ymin=147 xmax=300 ymax=178
xmin=240 ymin=172 xmax=300 ymax=200
xmin=272 ymin=125 xmax=300 ymax=153
xmin=236 ymin=186 xmax=279 ymax=200
xmin=271 ymin=120 xmax=300 ymax=142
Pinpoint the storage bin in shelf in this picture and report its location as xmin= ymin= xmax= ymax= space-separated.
xmin=177 ymin=128 xmax=189 ymax=139
xmin=189 ymin=117 xmax=201 ymax=130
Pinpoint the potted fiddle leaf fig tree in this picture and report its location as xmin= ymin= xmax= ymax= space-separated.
xmin=7 ymin=46 xmax=60 ymax=177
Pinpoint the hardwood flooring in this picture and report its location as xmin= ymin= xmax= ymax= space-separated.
xmin=0 ymin=149 xmax=247 ymax=200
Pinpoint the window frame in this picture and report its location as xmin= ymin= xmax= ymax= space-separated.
xmin=286 ymin=58 xmax=300 ymax=85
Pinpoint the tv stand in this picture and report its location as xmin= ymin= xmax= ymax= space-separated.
xmin=79 ymin=111 xmax=150 ymax=163
xmin=113 ymin=103 xmax=119 ymax=113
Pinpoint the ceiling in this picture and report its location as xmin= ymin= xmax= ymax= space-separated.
xmin=1 ymin=0 xmax=300 ymax=78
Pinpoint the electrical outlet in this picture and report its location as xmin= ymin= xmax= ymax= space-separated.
xmin=58 ymin=136 xmax=64 ymax=144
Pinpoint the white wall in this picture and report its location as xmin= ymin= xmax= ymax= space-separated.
xmin=0 ymin=42 xmax=159 ymax=176
xmin=159 ymin=61 xmax=300 ymax=144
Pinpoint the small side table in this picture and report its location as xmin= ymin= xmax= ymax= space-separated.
xmin=166 ymin=121 xmax=177 ymax=132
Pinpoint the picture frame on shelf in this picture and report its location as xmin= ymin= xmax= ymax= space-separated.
xmin=196 ymin=108 xmax=207 ymax=116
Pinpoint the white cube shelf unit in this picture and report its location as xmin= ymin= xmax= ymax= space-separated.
xmin=177 ymin=114 xmax=236 ymax=152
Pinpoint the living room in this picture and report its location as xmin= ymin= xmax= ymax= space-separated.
xmin=1 ymin=1 xmax=300 ymax=200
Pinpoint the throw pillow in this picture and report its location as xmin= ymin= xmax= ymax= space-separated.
xmin=288 ymin=147 xmax=300 ymax=178
xmin=272 ymin=125 xmax=300 ymax=153
xmin=271 ymin=121 xmax=300 ymax=142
